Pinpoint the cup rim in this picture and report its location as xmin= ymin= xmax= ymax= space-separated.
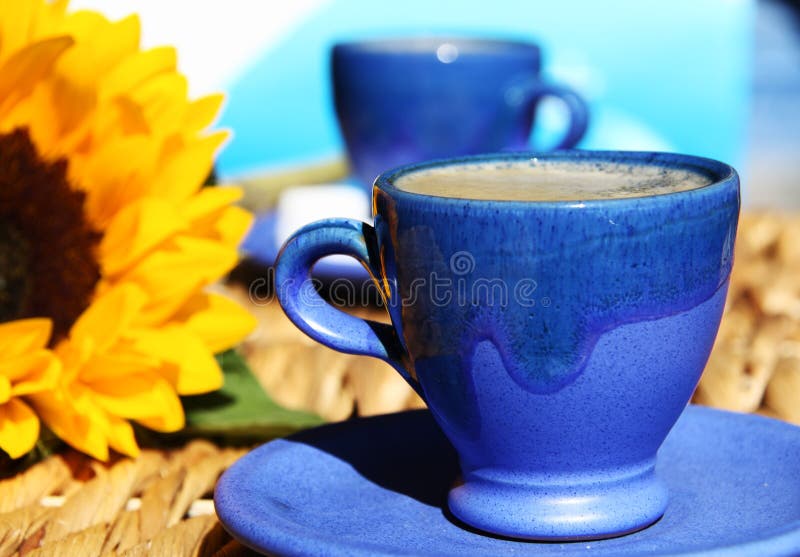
xmin=332 ymin=36 xmax=541 ymax=57
xmin=374 ymin=150 xmax=739 ymax=208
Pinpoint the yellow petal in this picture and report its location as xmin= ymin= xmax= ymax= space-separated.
xmin=120 ymin=236 xmax=238 ymax=324
xmin=59 ymin=10 xmax=107 ymax=44
xmin=11 ymin=350 xmax=61 ymax=397
xmin=0 ymin=0 xmax=38 ymax=63
xmin=73 ymin=135 xmax=157 ymax=227
xmin=0 ymin=318 xmax=52 ymax=356
xmin=136 ymin=411 xmax=183 ymax=433
xmin=149 ymin=131 xmax=227 ymax=201
xmin=6 ymin=349 xmax=60 ymax=392
xmin=183 ymin=93 xmax=224 ymax=132
xmin=130 ymin=327 xmax=222 ymax=395
xmin=179 ymin=186 xmax=243 ymax=223
xmin=30 ymin=388 xmax=109 ymax=461
xmin=106 ymin=414 xmax=140 ymax=458
xmin=30 ymin=0 xmax=69 ymax=40
xmin=100 ymin=196 xmax=186 ymax=276
xmin=0 ymin=36 xmax=73 ymax=118
xmin=0 ymin=377 xmax=9 ymax=405
xmin=4 ymin=350 xmax=54 ymax=383
xmin=179 ymin=187 xmax=252 ymax=247
xmin=214 ymin=205 xmax=253 ymax=248
xmin=131 ymin=71 xmax=188 ymax=134
xmin=0 ymin=399 xmax=39 ymax=459
xmin=50 ymin=45 xmax=99 ymax=137
xmin=177 ymin=293 xmax=256 ymax=353
xmin=77 ymin=348 xmax=159 ymax=383
xmin=47 ymin=12 xmax=138 ymax=149
xmin=101 ymin=45 xmax=176 ymax=99
xmin=62 ymin=12 xmax=139 ymax=76
xmin=0 ymin=83 xmax=60 ymax=155
xmin=53 ymin=335 xmax=93 ymax=384
xmin=90 ymin=373 xmax=184 ymax=432
xmin=70 ymin=285 xmax=148 ymax=351
xmin=106 ymin=95 xmax=150 ymax=135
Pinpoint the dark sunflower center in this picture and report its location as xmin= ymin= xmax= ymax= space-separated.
xmin=0 ymin=129 xmax=101 ymax=344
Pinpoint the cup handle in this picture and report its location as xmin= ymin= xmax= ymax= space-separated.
xmin=274 ymin=218 xmax=423 ymax=398
xmin=527 ymin=81 xmax=589 ymax=150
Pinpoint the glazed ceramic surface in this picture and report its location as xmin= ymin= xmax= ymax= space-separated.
xmin=332 ymin=38 xmax=588 ymax=185
xmin=274 ymin=151 xmax=740 ymax=539
xmin=215 ymin=406 xmax=800 ymax=557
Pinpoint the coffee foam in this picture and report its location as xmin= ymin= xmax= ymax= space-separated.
xmin=394 ymin=158 xmax=715 ymax=201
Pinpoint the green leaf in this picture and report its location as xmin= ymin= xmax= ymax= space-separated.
xmin=182 ymin=349 xmax=324 ymax=442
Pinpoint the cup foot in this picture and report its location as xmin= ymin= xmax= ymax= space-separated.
xmin=447 ymin=463 xmax=668 ymax=541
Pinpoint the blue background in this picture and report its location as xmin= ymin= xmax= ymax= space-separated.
xmin=216 ymin=0 xmax=754 ymax=178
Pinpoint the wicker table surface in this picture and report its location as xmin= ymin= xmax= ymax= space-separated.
xmin=1 ymin=212 xmax=797 ymax=556
xmin=0 ymin=441 xmax=256 ymax=556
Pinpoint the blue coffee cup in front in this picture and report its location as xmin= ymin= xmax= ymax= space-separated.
xmin=274 ymin=151 xmax=740 ymax=541
xmin=332 ymin=38 xmax=589 ymax=187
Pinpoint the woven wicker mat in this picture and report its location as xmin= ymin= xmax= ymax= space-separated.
xmin=0 ymin=441 xmax=256 ymax=556
xmin=2 ymin=212 xmax=797 ymax=556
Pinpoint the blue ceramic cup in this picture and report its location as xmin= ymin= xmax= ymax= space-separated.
xmin=275 ymin=151 xmax=740 ymax=541
xmin=332 ymin=38 xmax=589 ymax=186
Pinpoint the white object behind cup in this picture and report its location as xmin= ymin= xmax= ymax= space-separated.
xmin=275 ymin=184 xmax=371 ymax=269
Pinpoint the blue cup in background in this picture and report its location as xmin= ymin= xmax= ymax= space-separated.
xmin=275 ymin=151 xmax=739 ymax=540
xmin=332 ymin=38 xmax=589 ymax=186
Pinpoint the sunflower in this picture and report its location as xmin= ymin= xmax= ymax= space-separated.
xmin=0 ymin=1 xmax=256 ymax=460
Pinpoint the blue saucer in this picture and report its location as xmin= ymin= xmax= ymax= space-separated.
xmin=215 ymin=406 xmax=800 ymax=556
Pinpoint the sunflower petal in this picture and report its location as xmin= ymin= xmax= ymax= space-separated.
xmin=3 ymin=350 xmax=56 ymax=383
xmin=78 ymin=348 xmax=159 ymax=383
xmin=0 ymin=0 xmax=38 ymax=63
xmin=70 ymin=285 xmax=148 ymax=351
xmin=0 ymin=319 xmax=52 ymax=356
xmin=136 ymin=410 xmax=184 ymax=433
xmin=51 ymin=42 xmax=100 ymax=137
xmin=73 ymin=133 xmax=157 ymax=227
xmin=179 ymin=185 xmax=243 ymax=223
xmin=214 ymin=205 xmax=253 ymax=248
xmin=180 ymin=189 xmax=253 ymax=248
xmin=179 ymin=187 xmax=252 ymax=247
xmin=0 ymin=378 xmax=10 ymax=405
xmin=0 ymin=83 xmax=59 ymax=153
xmin=150 ymin=131 xmax=227 ymax=201
xmin=90 ymin=373 xmax=184 ymax=432
xmin=65 ymin=13 xmax=140 ymax=76
xmin=178 ymin=293 xmax=256 ymax=354
xmin=30 ymin=388 xmax=109 ymax=461
xmin=183 ymin=93 xmax=224 ymax=132
xmin=130 ymin=327 xmax=223 ymax=395
xmin=30 ymin=0 xmax=69 ymax=40
xmin=101 ymin=196 xmax=185 ymax=276
xmin=10 ymin=361 xmax=60 ymax=397
xmin=121 ymin=236 xmax=238 ymax=324
xmin=101 ymin=45 xmax=176 ymax=99
xmin=6 ymin=350 xmax=60 ymax=393
xmin=106 ymin=415 xmax=140 ymax=458
xmin=100 ymin=95 xmax=150 ymax=137
xmin=0 ymin=399 xmax=39 ymax=459
xmin=132 ymin=72 xmax=188 ymax=133
xmin=0 ymin=36 xmax=73 ymax=117
xmin=59 ymin=10 xmax=107 ymax=43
